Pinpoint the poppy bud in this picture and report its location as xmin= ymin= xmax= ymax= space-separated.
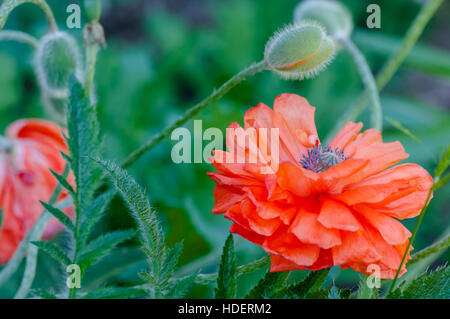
xmin=264 ymin=22 xmax=335 ymax=80
xmin=34 ymin=31 xmax=83 ymax=99
xmin=294 ymin=0 xmax=353 ymax=39
xmin=83 ymin=0 xmax=102 ymax=22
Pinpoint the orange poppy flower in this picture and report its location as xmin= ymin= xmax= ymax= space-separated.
xmin=208 ymin=94 xmax=432 ymax=279
xmin=0 ymin=119 xmax=73 ymax=264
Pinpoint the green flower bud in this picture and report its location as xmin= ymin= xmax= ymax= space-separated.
xmin=264 ymin=22 xmax=335 ymax=80
xmin=294 ymin=0 xmax=353 ymax=39
xmin=83 ymin=0 xmax=102 ymax=22
xmin=35 ymin=31 xmax=83 ymax=98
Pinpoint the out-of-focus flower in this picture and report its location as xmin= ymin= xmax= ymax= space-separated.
xmin=208 ymin=94 xmax=433 ymax=278
xmin=0 ymin=119 xmax=73 ymax=264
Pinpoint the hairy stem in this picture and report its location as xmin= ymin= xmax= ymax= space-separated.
xmin=408 ymin=233 xmax=450 ymax=267
xmin=325 ymin=0 xmax=443 ymax=142
xmin=0 ymin=0 xmax=57 ymax=32
xmin=337 ymin=35 xmax=382 ymax=131
xmin=120 ymin=60 xmax=268 ymax=169
xmin=84 ymin=44 xmax=99 ymax=98
xmin=0 ymin=30 xmax=38 ymax=48
xmin=194 ymin=255 xmax=270 ymax=285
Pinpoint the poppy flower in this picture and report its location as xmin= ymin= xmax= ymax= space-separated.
xmin=208 ymin=94 xmax=432 ymax=279
xmin=0 ymin=119 xmax=73 ymax=264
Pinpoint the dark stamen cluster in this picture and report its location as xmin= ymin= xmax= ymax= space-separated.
xmin=300 ymin=144 xmax=349 ymax=173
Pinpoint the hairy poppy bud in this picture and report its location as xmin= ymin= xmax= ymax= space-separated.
xmin=35 ymin=31 xmax=83 ymax=99
xmin=264 ymin=22 xmax=335 ymax=80
xmin=294 ymin=0 xmax=353 ymax=39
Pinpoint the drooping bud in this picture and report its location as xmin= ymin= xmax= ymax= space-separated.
xmin=264 ymin=22 xmax=335 ymax=80
xmin=294 ymin=0 xmax=353 ymax=39
xmin=34 ymin=31 xmax=82 ymax=120
xmin=35 ymin=31 xmax=83 ymax=98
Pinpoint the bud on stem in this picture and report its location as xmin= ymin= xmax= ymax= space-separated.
xmin=264 ymin=22 xmax=335 ymax=80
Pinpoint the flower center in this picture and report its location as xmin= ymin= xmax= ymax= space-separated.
xmin=300 ymin=144 xmax=348 ymax=173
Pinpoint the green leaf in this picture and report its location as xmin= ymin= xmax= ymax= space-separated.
xmin=166 ymin=272 xmax=198 ymax=299
xmin=273 ymin=269 xmax=329 ymax=299
xmin=308 ymin=289 xmax=329 ymax=299
xmin=245 ymin=271 xmax=290 ymax=299
xmin=40 ymin=201 xmax=75 ymax=233
xmin=81 ymin=286 xmax=146 ymax=299
xmin=0 ymin=208 xmax=3 ymax=230
xmin=50 ymin=169 xmax=75 ymax=194
xmin=79 ymin=230 xmax=135 ymax=269
xmin=391 ymin=266 xmax=450 ymax=299
xmin=30 ymin=289 xmax=58 ymax=299
xmin=79 ymin=190 xmax=117 ymax=246
xmin=67 ymin=78 xmax=102 ymax=213
xmin=215 ymin=234 xmax=237 ymax=299
xmin=31 ymin=241 xmax=71 ymax=266
xmin=158 ymin=242 xmax=183 ymax=287
xmin=93 ymin=158 xmax=164 ymax=259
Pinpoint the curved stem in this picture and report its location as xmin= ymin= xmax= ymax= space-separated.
xmin=0 ymin=30 xmax=39 ymax=49
xmin=325 ymin=0 xmax=443 ymax=142
xmin=337 ymin=35 xmax=382 ymax=131
xmin=388 ymin=189 xmax=432 ymax=294
xmin=120 ymin=60 xmax=268 ymax=169
xmin=0 ymin=0 xmax=57 ymax=32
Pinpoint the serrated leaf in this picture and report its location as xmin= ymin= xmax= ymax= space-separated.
xmin=92 ymin=157 xmax=168 ymax=290
xmin=158 ymin=242 xmax=183 ymax=287
xmin=67 ymin=78 xmax=102 ymax=213
xmin=215 ymin=234 xmax=237 ymax=299
xmin=92 ymin=158 xmax=164 ymax=258
xmin=246 ymin=271 xmax=290 ymax=299
xmin=273 ymin=269 xmax=329 ymax=299
xmin=40 ymin=201 xmax=75 ymax=233
xmin=392 ymin=266 xmax=450 ymax=299
xmin=167 ymin=272 xmax=198 ymax=299
xmin=50 ymin=169 xmax=75 ymax=194
xmin=79 ymin=230 xmax=135 ymax=269
xmin=79 ymin=190 xmax=116 ymax=246
xmin=31 ymin=241 xmax=71 ymax=266
xmin=81 ymin=286 xmax=146 ymax=299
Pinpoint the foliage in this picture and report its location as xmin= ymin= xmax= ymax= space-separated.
xmin=0 ymin=0 xmax=448 ymax=299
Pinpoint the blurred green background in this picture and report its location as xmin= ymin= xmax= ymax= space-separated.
xmin=0 ymin=0 xmax=448 ymax=298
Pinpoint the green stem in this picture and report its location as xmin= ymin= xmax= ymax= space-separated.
xmin=408 ymin=233 xmax=450 ymax=267
xmin=0 ymin=30 xmax=39 ymax=48
xmin=14 ymin=197 xmax=73 ymax=299
xmin=0 ymin=0 xmax=57 ymax=32
xmin=193 ymin=255 xmax=270 ymax=285
xmin=120 ymin=60 xmax=268 ymax=169
xmin=325 ymin=0 xmax=443 ymax=142
xmin=388 ymin=189 xmax=433 ymax=294
xmin=337 ymin=35 xmax=382 ymax=131
xmin=84 ymin=43 xmax=99 ymax=98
